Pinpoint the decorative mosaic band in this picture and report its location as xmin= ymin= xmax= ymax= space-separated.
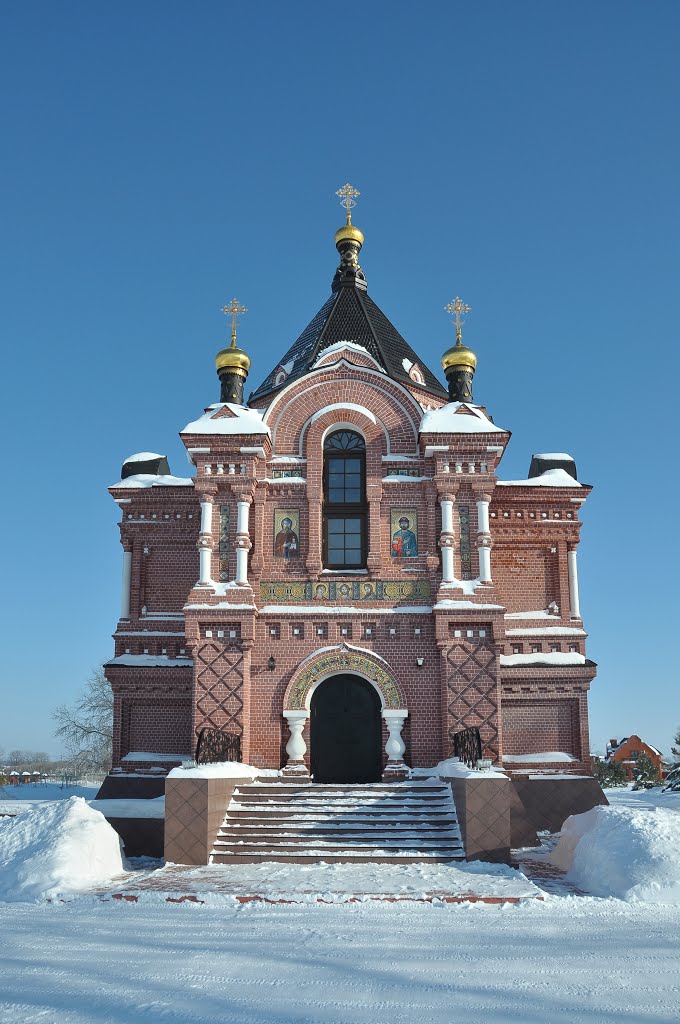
xmin=287 ymin=650 xmax=402 ymax=710
xmin=260 ymin=579 xmax=432 ymax=603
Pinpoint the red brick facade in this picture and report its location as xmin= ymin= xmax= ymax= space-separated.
xmin=104 ymin=247 xmax=596 ymax=779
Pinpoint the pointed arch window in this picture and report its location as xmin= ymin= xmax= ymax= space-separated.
xmin=323 ymin=430 xmax=367 ymax=568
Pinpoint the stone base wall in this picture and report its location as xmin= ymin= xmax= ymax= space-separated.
xmin=448 ymin=776 xmax=512 ymax=863
xmin=96 ymin=775 xmax=167 ymax=800
xmin=443 ymin=772 xmax=609 ymax=864
xmin=164 ymin=775 xmax=253 ymax=865
xmin=105 ymin=817 xmax=164 ymax=858
xmin=509 ymin=775 xmax=608 ymax=845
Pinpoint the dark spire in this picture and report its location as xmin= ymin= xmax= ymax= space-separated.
xmin=250 ymin=190 xmax=447 ymax=402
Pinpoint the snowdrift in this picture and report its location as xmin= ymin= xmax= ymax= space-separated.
xmin=0 ymin=796 xmax=125 ymax=902
xmin=551 ymin=804 xmax=680 ymax=903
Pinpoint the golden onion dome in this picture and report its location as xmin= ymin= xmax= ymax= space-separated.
xmin=215 ymin=341 xmax=251 ymax=375
xmin=335 ymin=222 xmax=365 ymax=247
xmin=442 ymin=340 xmax=477 ymax=372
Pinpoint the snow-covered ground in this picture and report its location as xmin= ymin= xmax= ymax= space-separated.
xmin=1 ymin=897 xmax=679 ymax=1023
xmin=0 ymin=783 xmax=678 ymax=1022
xmin=0 ymin=781 xmax=99 ymax=816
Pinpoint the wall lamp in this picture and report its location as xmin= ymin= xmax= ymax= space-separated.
xmin=416 ymin=657 xmax=425 ymax=668
xmin=267 ymin=656 xmax=276 ymax=672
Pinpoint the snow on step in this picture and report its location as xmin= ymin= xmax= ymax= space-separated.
xmin=210 ymin=781 xmax=464 ymax=865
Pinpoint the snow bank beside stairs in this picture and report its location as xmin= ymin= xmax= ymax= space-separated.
xmin=550 ymin=804 xmax=680 ymax=903
xmin=0 ymin=796 xmax=126 ymax=902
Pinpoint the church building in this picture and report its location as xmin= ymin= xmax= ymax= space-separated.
xmin=104 ymin=185 xmax=597 ymax=801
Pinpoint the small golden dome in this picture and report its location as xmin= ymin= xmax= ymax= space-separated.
xmin=442 ymin=340 xmax=477 ymax=372
xmin=216 ymin=341 xmax=251 ymax=376
xmin=335 ymin=222 xmax=365 ymax=247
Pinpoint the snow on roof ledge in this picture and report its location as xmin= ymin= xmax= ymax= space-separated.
xmin=310 ymin=402 xmax=377 ymax=425
xmin=533 ymin=453 xmax=574 ymax=461
xmin=496 ymin=468 xmax=582 ymax=488
xmin=110 ymin=474 xmax=194 ymax=489
xmin=314 ymin=340 xmax=376 ymax=363
xmin=123 ymin=452 xmax=165 ymax=463
xmin=500 ymin=652 xmax=586 ymax=667
xmin=420 ymin=402 xmax=507 ymax=434
xmin=105 ymin=654 xmax=193 ymax=667
xmin=181 ymin=403 xmax=271 ymax=436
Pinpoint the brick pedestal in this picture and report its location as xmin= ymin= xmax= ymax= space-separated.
xmin=164 ymin=774 xmax=253 ymax=865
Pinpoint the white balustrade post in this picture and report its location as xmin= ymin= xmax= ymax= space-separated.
xmin=282 ymin=711 xmax=310 ymax=777
xmin=568 ymin=545 xmax=581 ymax=618
xmin=382 ymin=710 xmax=409 ymax=781
xmin=235 ymin=498 xmax=251 ymax=585
xmin=476 ymin=493 xmax=492 ymax=583
xmin=120 ymin=547 xmax=132 ymax=619
xmin=382 ymin=710 xmax=408 ymax=763
xmin=439 ymin=494 xmax=456 ymax=583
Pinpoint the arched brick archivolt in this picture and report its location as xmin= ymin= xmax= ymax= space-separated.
xmin=265 ymin=370 xmax=423 ymax=456
xmin=283 ymin=644 xmax=406 ymax=711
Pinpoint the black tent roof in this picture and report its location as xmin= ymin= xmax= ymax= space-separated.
xmin=249 ymin=254 xmax=447 ymax=403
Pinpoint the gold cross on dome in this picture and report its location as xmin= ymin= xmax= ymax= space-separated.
xmin=445 ymin=296 xmax=472 ymax=343
xmin=336 ymin=182 xmax=361 ymax=221
xmin=221 ymin=297 xmax=247 ymax=345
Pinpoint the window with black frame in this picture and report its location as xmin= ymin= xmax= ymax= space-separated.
xmin=323 ymin=430 xmax=367 ymax=568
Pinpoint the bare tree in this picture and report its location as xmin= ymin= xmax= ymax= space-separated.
xmin=53 ymin=667 xmax=113 ymax=773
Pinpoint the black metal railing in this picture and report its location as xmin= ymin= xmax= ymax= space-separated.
xmin=452 ymin=727 xmax=482 ymax=769
xmin=194 ymin=728 xmax=242 ymax=765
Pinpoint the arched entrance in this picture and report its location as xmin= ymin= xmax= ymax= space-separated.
xmin=310 ymin=674 xmax=382 ymax=783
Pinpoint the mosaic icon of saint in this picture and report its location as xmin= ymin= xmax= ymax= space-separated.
xmin=391 ymin=516 xmax=417 ymax=558
xmin=275 ymin=517 xmax=299 ymax=558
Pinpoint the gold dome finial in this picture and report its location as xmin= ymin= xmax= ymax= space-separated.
xmin=221 ymin=297 xmax=248 ymax=347
xmin=442 ymin=296 xmax=477 ymax=401
xmin=216 ymin=296 xmax=251 ymax=396
xmin=334 ymin=182 xmax=364 ymax=247
xmin=445 ymin=296 xmax=472 ymax=344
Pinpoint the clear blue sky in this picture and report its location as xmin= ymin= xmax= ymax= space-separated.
xmin=1 ymin=1 xmax=678 ymax=759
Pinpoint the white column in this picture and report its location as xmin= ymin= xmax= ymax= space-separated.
xmin=235 ymin=499 xmax=251 ymax=585
xmin=120 ymin=548 xmax=132 ymax=619
xmin=478 ymin=543 xmax=492 ymax=583
xmin=197 ymin=494 xmax=214 ymax=586
xmin=476 ymin=494 xmax=492 ymax=583
xmin=283 ymin=711 xmax=309 ymax=766
xmin=382 ymin=710 xmax=408 ymax=763
xmin=198 ymin=542 xmax=212 ymax=585
xmin=236 ymin=499 xmax=249 ymax=535
xmin=568 ymin=546 xmax=581 ymax=618
xmin=439 ymin=495 xmax=455 ymax=583
xmin=441 ymin=498 xmax=454 ymax=534
xmin=476 ymin=497 xmax=490 ymax=535
xmin=200 ymin=499 xmax=213 ymax=535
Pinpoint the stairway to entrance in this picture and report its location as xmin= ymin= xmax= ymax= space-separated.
xmin=210 ymin=780 xmax=465 ymax=864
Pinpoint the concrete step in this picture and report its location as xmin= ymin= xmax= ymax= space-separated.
xmin=212 ymin=851 xmax=465 ymax=864
xmin=210 ymin=780 xmax=463 ymax=865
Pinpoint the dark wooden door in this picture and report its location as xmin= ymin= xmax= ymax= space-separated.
xmin=310 ymin=674 xmax=382 ymax=783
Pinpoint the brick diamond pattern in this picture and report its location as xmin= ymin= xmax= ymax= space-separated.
xmin=445 ymin=641 xmax=500 ymax=762
xmin=194 ymin=641 xmax=244 ymax=738
xmin=165 ymin=780 xmax=209 ymax=865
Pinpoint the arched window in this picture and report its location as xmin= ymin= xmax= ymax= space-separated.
xmin=323 ymin=430 xmax=367 ymax=568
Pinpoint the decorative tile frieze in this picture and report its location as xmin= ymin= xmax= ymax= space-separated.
xmin=259 ymin=579 xmax=431 ymax=602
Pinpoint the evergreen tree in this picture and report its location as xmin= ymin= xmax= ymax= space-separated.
xmin=632 ymin=752 xmax=661 ymax=789
xmin=592 ymin=757 xmax=628 ymax=788
xmin=663 ymin=764 xmax=680 ymax=792
xmin=671 ymin=727 xmax=680 ymax=760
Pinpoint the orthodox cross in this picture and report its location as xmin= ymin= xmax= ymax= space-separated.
xmin=221 ymin=297 xmax=248 ymax=346
xmin=336 ymin=182 xmax=360 ymax=221
xmin=445 ymin=296 xmax=471 ymax=343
